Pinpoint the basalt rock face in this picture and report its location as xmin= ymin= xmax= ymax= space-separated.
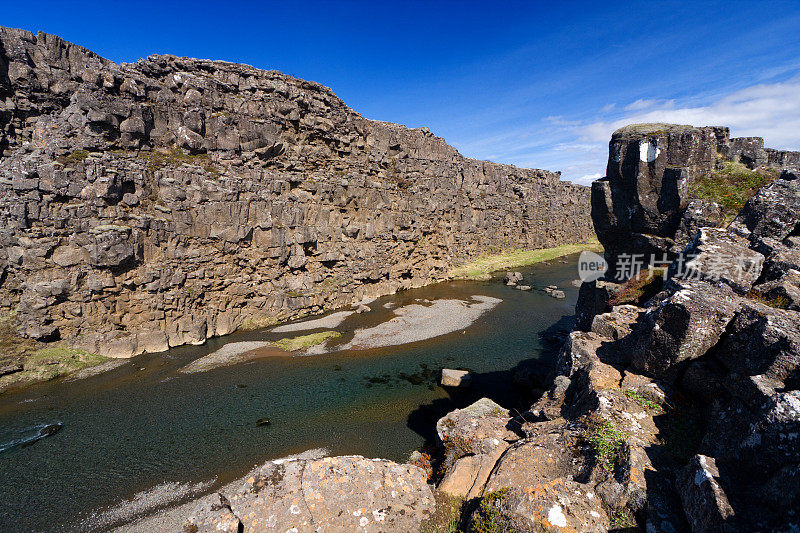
xmin=0 ymin=27 xmax=593 ymax=357
xmin=592 ymin=123 xmax=799 ymax=276
xmin=426 ymin=129 xmax=800 ymax=532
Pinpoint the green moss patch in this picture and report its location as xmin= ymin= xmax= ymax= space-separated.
xmin=689 ymin=161 xmax=780 ymax=219
xmin=273 ymin=331 xmax=341 ymax=352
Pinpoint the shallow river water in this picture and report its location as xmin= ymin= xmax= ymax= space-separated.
xmin=0 ymin=255 xmax=582 ymax=532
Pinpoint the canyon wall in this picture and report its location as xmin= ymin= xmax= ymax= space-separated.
xmin=0 ymin=27 xmax=593 ymax=357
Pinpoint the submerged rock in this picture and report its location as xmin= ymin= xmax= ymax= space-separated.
xmin=440 ymin=368 xmax=472 ymax=388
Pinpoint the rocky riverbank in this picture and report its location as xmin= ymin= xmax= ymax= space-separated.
xmin=147 ymin=123 xmax=800 ymax=532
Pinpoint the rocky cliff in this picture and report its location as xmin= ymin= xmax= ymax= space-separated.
xmin=0 ymin=27 xmax=593 ymax=357
xmin=591 ymin=122 xmax=799 ymax=274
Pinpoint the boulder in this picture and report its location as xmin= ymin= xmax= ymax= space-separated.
xmin=630 ymin=280 xmax=740 ymax=380
xmin=677 ymin=455 xmax=737 ymax=532
xmin=715 ymin=301 xmax=800 ymax=390
xmin=751 ymin=236 xmax=800 ymax=281
xmin=673 ymin=227 xmax=764 ymax=293
xmin=590 ymin=304 xmax=641 ymax=340
xmin=575 ymin=280 xmax=622 ymax=331
xmin=440 ymin=368 xmax=472 ymax=388
xmin=185 ymin=455 xmax=434 ymax=532
xmin=673 ymin=199 xmax=725 ymax=250
xmin=471 ymin=420 xmax=610 ymax=532
xmin=751 ymin=269 xmax=800 ymax=310
xmin=503 ymin=271 xmax=523 ymax=284
xmin=729 ymin=177 xmax=800 ymax=241
xmin=436 ymin=398 xmax=518 ymax=471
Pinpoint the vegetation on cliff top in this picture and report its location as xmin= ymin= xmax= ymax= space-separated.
xmin=689 ymin=161 xmax=780 ymax=219
xmin=449 ymin=241 xmax=603 ymax=280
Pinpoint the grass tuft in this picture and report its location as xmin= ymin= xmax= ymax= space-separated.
xmin=585 ymin=420 xmax=627 ymax=472
xmin=57 ymin=149 xmax=90 ymax=165
xmin=625 ymin=388 xmax=662 ymax=411
xmin=608 ymin=269 xmax=664 ymax=306
xmin=471 ymin=488 xmax=511 ymax=533
xmin=420 ymin=492 xmax=464 ymax=533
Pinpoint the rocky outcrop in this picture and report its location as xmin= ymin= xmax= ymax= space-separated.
xmin=0 ymin=27 xmax=594 ymax=357
xmin=183 ymin=454 xmax=434 ymax=532
xmin=591 ymin=122 xmax=799 ymax=277
xmin=428 ymin=127 xmax=800 ymax=532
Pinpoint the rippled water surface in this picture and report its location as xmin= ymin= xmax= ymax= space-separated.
xmin=0 ymin=255 xmax=582 ymax=532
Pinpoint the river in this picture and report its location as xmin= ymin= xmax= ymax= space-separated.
xmin=0 ymin=254 xmax=582 ymax=532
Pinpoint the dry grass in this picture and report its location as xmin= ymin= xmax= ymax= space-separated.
xmin=449 ymin=241 xmax=603 ymax=280
xmin=608 ymin=269 xmax=664 ymax=306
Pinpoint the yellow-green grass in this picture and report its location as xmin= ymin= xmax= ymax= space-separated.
xmin=449 ymin=240 xmax=603 ymax=280
xmin=0 ymin=314 xmax=108 ymax=391
xmin=689 ymin=161 xmax=780 ymax=220
xmin=273 ymin=331 xmax=341 ymax=352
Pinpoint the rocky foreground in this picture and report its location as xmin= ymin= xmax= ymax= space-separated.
xmin=170 ymin=125 xmax=800 ymax=532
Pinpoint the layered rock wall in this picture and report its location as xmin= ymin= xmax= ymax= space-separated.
xmin=592 ymin=122 xmax=800 ymax=272
xmin=0 ymin=27 xmax=593 ymax=356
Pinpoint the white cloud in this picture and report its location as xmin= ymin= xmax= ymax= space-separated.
xmin=451 ymin=76 xmax=800 ymax=184
xmin=601 ymin=103 xmax=616 ymax=113
xmin=574 ymin=173 xmax=602 ymax=185
xmin=624 ymin=98 xmax=659 ymax=111
xmin=578 ymin=77 xmax=800 ymax=149
xmin=552 ymin=76 xmax=800 ymax=182
xmin=544 ymin=115 xmax=580 ymax=126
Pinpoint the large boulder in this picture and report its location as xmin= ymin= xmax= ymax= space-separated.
xmin=435 ymin=398 xmax=520 ymax=500
xmin=677 ymin=455 xmax=738 ymax=532
xmin=673 ymin=199 xmax=725 ymax=250
xmin=729 ymin=177 xmax=800 ymax=241
xmin=751 ymin=236 xmax=800 ymax=282
xmin=673 ymin=227 xmax=764 ymax=294
xmin=751 ymin=269 xmax=800 ymax=310
xmin=185 ymin=455 xmax=434 ymax=532
xmin=575 ymin=280 xmax=622 ymax=331
xmin=629 ymin=280 xmax=740 ymax=380
xmin=436 ymin=398 xmax=518 ymax=464
xmin=715 ymin=301 xmax=800 ymax=392
xmin=469 ymin=420 xmax=610 ymax=532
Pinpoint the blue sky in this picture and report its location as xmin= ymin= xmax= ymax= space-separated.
xmin=5 ymin=1 xmax=800 ymax=184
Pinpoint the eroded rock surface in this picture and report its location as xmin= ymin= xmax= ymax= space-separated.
xmin=184 ymin=455 xmax=434 ymax=532
xmin=0 ymin=27 xmax=593 ymax=357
